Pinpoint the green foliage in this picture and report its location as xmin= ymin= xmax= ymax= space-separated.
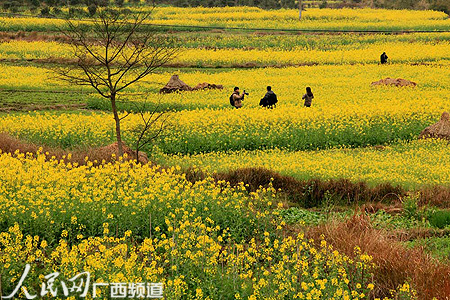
xmin=407 ymin=236 xmax=450 ymax=261
xmin=51 ymin=6 xmax=61 ymax=14
xmin=279 ymin=207 xmax=326 ymax=225
xmin=154 ymin=114 xmax=430 ymax=155
xmin=0 ymin=167 xmax=273 ymax=246
xmin=371 ymin=210 xmax=431 ymax=230
xmin=430 ymin=0 xmax=450 ymax=14
xmin=0 ymin=90 xmax=90 ymax=109
xmin=402 ymin=193 xmax=419 ymax=220
xmin=301 ymin=183 xmax=339 ymax=208
xmin=39 ymin=5 xmax=50 ymax=15
xmin=428 ymin=209 xmax=450 ymax=229
xmin=278 ymin=206 xmax=349 ymax=225
xmin=88 ymin=3 xmax=97 ymax=15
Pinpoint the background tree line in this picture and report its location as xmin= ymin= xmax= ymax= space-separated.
xmin=346 ymin=0 xmax=449 ymax=14
xmin=0 ymin=0 xmax=448 ymax=15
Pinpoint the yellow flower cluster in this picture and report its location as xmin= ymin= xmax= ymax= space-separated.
xmin=148 ymin=7 xmax=450 ymax=31
xmin=1 ymin=62 xmax=448 ymax=106
xmin=1 ymin=39 xmax=448 ymax=67
xmin=0 ymin=8 xmax=449 ymax=32
xmin=0 ymin=153 xmax=379 ymax=299
xmin=0 ymin=224 xmax=378 ymax=299
xmin=0 ymin=60 xmax=447 ymax=153
xmin=176 ymin=42 xmax=450 ymax=66
xmin=156 ymin=139 xmax=450 ymax=189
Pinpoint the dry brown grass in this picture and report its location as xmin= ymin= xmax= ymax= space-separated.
xmin=419 ymin=186 xmax=450 ymax=208
xmin=0 ymin=132 xmax=62 ymax=156
xmin=307 ymin=215 xmax=450 ymax=300
xmin=0 ymin=103 xmax=86 ymax=112
xmin=211 ymin=167 xmax=404 ymax=207
xmin=0 ymin=31 xmax=72 ymax=43
xmin=0 ymin=132 xmax=146 ymax=166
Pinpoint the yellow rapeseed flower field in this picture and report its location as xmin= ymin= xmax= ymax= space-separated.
xmin=0 ymin=152 xmax=383 ymax=299
xmin=2 ymin=7 xmax=448 ymax=31
xmin=155 ymin=139 xmax=450 ymax=188
xmin=0 ymin=35 xmax=449 ymax=66
xmin=1 ymin=62 xmax=449 ymax=154
xmin=0 ymin=7 xmax=448 ymax=299
xmin=148 ymin=7 xmax=450 ymax=30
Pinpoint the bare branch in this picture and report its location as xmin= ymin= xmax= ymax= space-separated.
xmin=119 ymin=112 xmax=132 ymax=121
xmin=50 ymin=8 xmax=178 ymax=157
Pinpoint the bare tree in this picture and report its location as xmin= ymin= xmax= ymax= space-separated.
xmin=54 ymin=9 xmax=178 ymax=156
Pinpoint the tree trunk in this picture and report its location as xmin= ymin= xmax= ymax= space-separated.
xmin=299 ymin=0 xmax=302 ymax=20
xmin=111 ymin=93 xmax=124 ymax=157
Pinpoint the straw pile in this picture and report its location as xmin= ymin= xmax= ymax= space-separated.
xmin=160 ymin=75 xmax=223 ymax=93
xmin=371 ymin=78 xmax=417 ymax=87
xmin=419 ymin=112 xmax=450 ymax=140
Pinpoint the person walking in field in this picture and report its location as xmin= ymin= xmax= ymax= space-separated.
xmin=302 ymin=87 xmax=314 ymax=107
xmin=380 ymin=52 xmax=388 ymax=64
xmin=230 ymin=86 xmax=246 ymax=109
xmin=259 ymin=86 xmax=278 ymax=108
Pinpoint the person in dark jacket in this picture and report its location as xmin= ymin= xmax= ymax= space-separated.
xmin=302 ymin=87 xmax=314 ymax=107
xmin=230 ymin=86 xmax=245 ymax=109
xmin=259 ymin=86 xmax=277 ymax=108
xmin=380 ymin=52 xmax=388 ymax=64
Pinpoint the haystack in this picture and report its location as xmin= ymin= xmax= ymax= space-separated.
xmin=97 ymin=142 xmax=149 ymax=164
xmin=371 ymin=77 xmax=417 ymax=87
xmin=192 ymin=82 xmax=224 ymax=90
xmin=418 ymin=112 xmax=450 ymax=140
xmin=159 ymin=74 xmax=192 ymax=94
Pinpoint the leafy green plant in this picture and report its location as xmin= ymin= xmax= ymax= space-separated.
xmin=278 ymin=207 xmax=348 ymax=226
xmin=371 ymin=210 xmax=431 ymax=230
xmin=428 ymin=209 xmax=450 ymax=229
xmin=278 ymin=207 xmax=325 ymax=225
xmin=406 ymin=236 xmax=450 ymax=261
xmin=319 ymin=0 xmax=328 ymax=8
xmin=402 ymin=193 xmax=419 ymax=220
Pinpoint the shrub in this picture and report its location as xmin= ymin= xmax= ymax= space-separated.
xmin=88 ymin=4 xmax=97 ymax=16
xmin=68 ymin=7 xmax=86 ymax=17
xmin=40 ymin=6 xmax=51 ymax=16
xmin=4 ymin=1 xmax=20 ymax=12
xmin=430 ymin=0 xmax=450 ymax=15
xmin=51 ymin=6 xmax=62 ymax=15
xmin=278 ymin=207 xmax=330 ymax=225
xmin=402 ymin=193 xmax=419 ymax=220
xmin=96 ymin=0 xmax=109 ymax=7
xmin=428 ymin=209 xmax=450 ymax=229
xmin=2 ymin=2 xmax=11 ymax=9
